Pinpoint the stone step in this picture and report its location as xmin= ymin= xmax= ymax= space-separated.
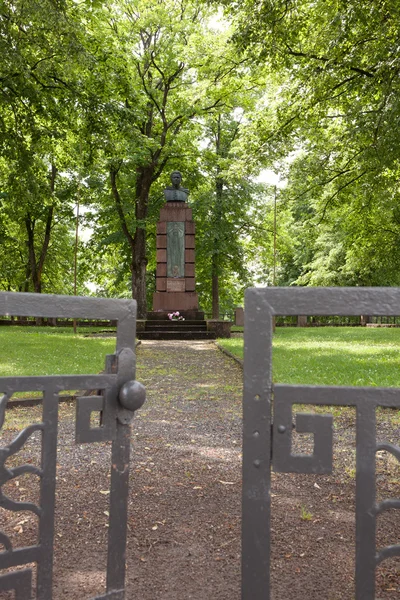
xmin=145 ymin=321 xmax=207 ymax=331
xmin=146 ymin=310 xmax=205 ymax=321
xmin=138 ymin=330 xmax=216 ymax=340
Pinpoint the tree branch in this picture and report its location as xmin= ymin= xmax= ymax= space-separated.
xmin=285 ymin=44 xmax=376 ymax=78
xmin=110 ymin=165 xmax=135 ymax=249
xmin=317 ymin=169 xmax=371 ymax=224
xmin=136 ymin=62 xmax=162 ymax=116
xmin=30 ymin=55 xmax=57 ymax=71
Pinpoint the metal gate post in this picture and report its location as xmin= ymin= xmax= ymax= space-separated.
xmin=0 ymin=292 xmax=145 ymax=600
xmin=242 ymin=289 xmax=273 ymax=599
xmin=355 ymin=402 xmax=377 ymax=599
xmin=242 ymin=287 xmax=400 ymax=600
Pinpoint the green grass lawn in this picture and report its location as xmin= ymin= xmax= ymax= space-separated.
xmin=219 ymin=327 xmax=400 ymax=387
xmin=2 ymin=325 xmax=400 ymax=391
xmin=0 ymin=327 xmax=116 ymax=381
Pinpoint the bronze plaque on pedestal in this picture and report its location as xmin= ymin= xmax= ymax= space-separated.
xmin=167 ymin=278 xmax=185 ymax=292
xmin=167 ymin=222 xmax=185 ymax=278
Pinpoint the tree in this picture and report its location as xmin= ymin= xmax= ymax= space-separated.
xmin=0 ymin=0 xmax=89 ymax=294
xmin=80 ymin=0 xmax=254 ymax=317
xmin=220 ymin=0 xmax=400 ymax=287
xmin=194 ymin=108 xmax=265 ymax=317
xmin=1 ymin=0 xmax=295 ymax=307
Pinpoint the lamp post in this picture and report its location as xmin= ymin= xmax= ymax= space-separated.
xmin=73 ymin=193 xmax=79 ymax=334
xmin=272 ymin=186 xmax=277 ymax=332
xmin=273 ymin=185 xmax=277 ymax=287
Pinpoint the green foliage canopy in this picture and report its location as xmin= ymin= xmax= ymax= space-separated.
xmin=223 ymin=0 xmax=400 ymax=287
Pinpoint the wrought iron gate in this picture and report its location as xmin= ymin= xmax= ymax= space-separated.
xmin=242 ymin=287 xmax=400 ymax=600
xmin=0 ymin=292 xmax=145 ymax=600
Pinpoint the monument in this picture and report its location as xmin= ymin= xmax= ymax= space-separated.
xmin=137 ymin=170 xmax=231 ymax=338
xmin=152 ymin=171 xmax=200 ymax=314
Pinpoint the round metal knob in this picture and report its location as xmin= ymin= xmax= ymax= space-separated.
xmin=118 ymin=380 xmax=146 ymax=412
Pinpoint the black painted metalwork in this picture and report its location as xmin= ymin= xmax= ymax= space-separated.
xmin=0 ymin=291 xmax=145 ymax=600
xmin=242 ymin=287 xmax=400 ymax=600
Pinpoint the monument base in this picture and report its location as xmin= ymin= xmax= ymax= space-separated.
xmin=152 ymin=291 xmax=199 ymax=312
xmin=147 ymin=310 xmax=204 ymax=321
xmin=139 ymin=308 xmax=214 ymax=340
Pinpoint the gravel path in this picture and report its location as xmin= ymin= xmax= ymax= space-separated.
xmin=1 ymin=340 xmax=399 ymax=599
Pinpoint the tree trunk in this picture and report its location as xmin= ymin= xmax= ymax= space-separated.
xmin=25 ymin=163 xmax=57 ymax=295
xmin=25 ymin=216 xmax=38 ymax=291
xmin=24 ymin=263 xmax=31 ymax=292
xmin=211 ymin=270 xmax=219 ymax=319
xmin=132 ymin=168 xmax=152 ymax=318
xmin=131 ymin=226 xmax=147 ymax=319
xmin=212 ymin=175 xmax=224 ymax=320
xmin=110 ymin=164 xmax=151 ymax=320
xmin=211 ymin=116 xmax=224 ymax=320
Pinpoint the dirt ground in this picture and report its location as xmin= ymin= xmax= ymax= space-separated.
xmin=1 ymin=339 xmax=399 ymax=599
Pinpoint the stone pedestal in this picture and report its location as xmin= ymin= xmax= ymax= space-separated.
xmin=297 ymin=315 xmax=308 ymax=327
xmin=235 ymin=307 xmax=244 ymax=327
xmin=153 ymin=202 xmax=199 ymax=312
xmin=206 ymin=320 xmax=232 ymax=338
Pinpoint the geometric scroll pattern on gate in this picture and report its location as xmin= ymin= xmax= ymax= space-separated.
xmin=0 ymin=291 xmax=145 ymax=600
xmin=242 ymin=287 xmax=400 ymax=600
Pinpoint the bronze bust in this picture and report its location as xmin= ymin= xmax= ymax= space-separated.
xmin=164 ymin=171 xmax=189 ymax=202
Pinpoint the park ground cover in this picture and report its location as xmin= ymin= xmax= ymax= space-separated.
xmin=0 ymin=332 xmax=399 ymax=598
xmin=219 ymin=326 xmax=400 ymax=387
xmin=3 ymin=325 xmax=400 ymax=388
xmin=0 ymin=326 xmax=116 ymax=377
xmin=0 ymin=327 xmax=116 ymax=399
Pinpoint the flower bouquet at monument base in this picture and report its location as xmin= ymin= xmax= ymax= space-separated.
xmin=168 ymin=311 xmax=185 ymax=321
